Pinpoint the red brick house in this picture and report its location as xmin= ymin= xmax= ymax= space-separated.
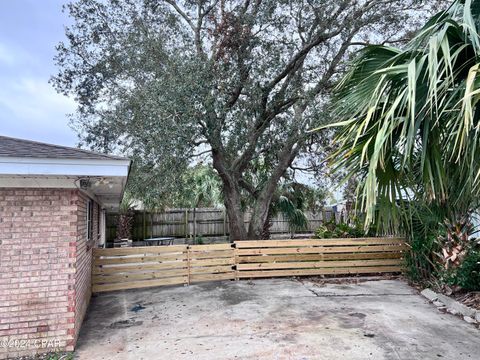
xmin=0 ymin=135 xmax=130 ymax=359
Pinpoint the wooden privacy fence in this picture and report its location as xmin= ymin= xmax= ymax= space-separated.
xmin=92 ymin=237 xmax=407 ymax=293
xmin=106 ymin=207 xmax=341 ymax=241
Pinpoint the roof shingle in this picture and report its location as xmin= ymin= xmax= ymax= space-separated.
xmin=0 ymin=135 xmax=127 ymax=161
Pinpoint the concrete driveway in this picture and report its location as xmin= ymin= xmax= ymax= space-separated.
xmin=75 ymin=278 xmax=480 ymax=360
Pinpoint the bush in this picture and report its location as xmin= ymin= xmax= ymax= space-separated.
xmin=445 ymin=247 xmax=480 ymax=291
xmin=314 ymin=219 xmax=373 ymax=239
xmin=405 ymin=232 xmax=441 ymax=283
xmin=315 ymin=225 xmax=333 ymax=238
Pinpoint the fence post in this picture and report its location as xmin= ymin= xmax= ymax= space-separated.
xmin=223 ymin=209 xmax=227 ymax=237
xmin=184 ymin=209 xmax=189 ymax=240
xmin=186 ymin=245 xmax=191 ymax=286
xmin=193 ymin=208 xmax=197 ymax=244
xmin=143 ymin=210 xmax=146 ymax=240
xmin=150 ymin=212 xmax=154 ymax=238
xmin=233 ymin=242 xmax=239 ymax=281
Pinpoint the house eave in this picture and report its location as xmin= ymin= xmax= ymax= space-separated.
xmin=0 ymin=156 xmax=131 ymax=210
xmin=0 ymin=156 xmax=131 ymax=177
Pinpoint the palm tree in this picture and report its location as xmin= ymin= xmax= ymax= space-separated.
xmin=265 ymin=183 xmax=309 ymax=239
xmin=325 ymin=0 xmax=480 ymax=266
xmin=184 ymin=165 xmax=223 ymax=243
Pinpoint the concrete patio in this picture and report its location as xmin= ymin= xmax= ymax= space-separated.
xmin=75 ymin=278 xmax=480 ymax=359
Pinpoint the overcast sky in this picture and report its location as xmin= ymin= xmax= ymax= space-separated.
xmin=0 ymin=0 xmax=77 ymax=146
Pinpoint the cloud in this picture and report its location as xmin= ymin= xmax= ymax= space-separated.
xmin=0 ymin=43 xmax=15 ymax=65
xmin=0 ymin=77 xmax=76 ymax=119
xmin=0 ymin=41 xmax=34 ymax=67
xmin=0 ymin=8 xmax=79 ymax=146
xmin=0 ymin=76 xmax=78 ymax=145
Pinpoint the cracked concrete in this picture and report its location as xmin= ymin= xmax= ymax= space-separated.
xmin=75 ymin=278 xmax=480 ymax=360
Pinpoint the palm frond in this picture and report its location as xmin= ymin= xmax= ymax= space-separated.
xmin=326 ymin=0 xmax=480 ymax=228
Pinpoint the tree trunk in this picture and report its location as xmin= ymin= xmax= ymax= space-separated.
xmin=212 ymin=140 xmax=299 ymax=241
xmin=212 ymin=149 xmax=247 ymax=241
xmin=247 ymin=138 xmax=301 ymax=239
xmin=247 ymin=190 xmax=275 ymax=239
xmin=222 ymin=182 xmax=247 ymax=241
xmin=261 ymin=207 xmax=274 ymax=240
xmin=192 ymin=207 xmax=197 ymax=244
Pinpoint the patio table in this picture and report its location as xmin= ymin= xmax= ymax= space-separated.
xmin=144 ymin=237 xmax=175 ymax=246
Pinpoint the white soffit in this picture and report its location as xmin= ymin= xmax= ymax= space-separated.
xmin=0 ymin=175 xmax=128 ymax=210
xmin=0 ymin=157 xmax=130 ymax=177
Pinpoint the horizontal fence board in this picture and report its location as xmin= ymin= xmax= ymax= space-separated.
xmin=93 ymin=276 xmax=187 ymax=293
xmin=188 ymin=250 xmax=235 ymax=259
xmin=237 ymin=252 xmax=403 ymax=263
xmin=189 ymin=244 xmax=233 ymax=251
xmin=189 ymin=258 xmax=235 ymax=267
xmin=190 ymin=272 xmax=236 ymax=283
xmin=237 ymin=259 xmax=403 ymax=271
xmin=95 ymin=245 xmax=187 ymax=256
xmin=236 ymin=245 xmax=408 ymax=256
xmin=234 ymin=238 xmax=405 ymax=248
xmin=92 ymin=237 xmax=406 ymax=292
xmin=190 ymin=265 xmax=234 ymax=274
xmin=93 ymin=262 xmax=188 ymax=275
xmin=94 ymin=253 xmax=186 ymax=265
xmin=93 ymin=269 xmax=189 ymax=284
xmin=237 ymin=266 xmax=404 ymax=279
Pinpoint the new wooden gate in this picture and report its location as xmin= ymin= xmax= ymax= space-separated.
xmin=92 ymin=237 xmax=407 ymax=293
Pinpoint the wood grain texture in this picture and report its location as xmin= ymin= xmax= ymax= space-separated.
xmin=92 ymin=238 xmax=406 ymax=292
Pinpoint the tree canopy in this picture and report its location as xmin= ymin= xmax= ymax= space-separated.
xmin=52 ymin=0 xmax=442 ymax=239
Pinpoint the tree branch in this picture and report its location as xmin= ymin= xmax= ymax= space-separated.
xmin=163 ymin=0 xmax=196 ymax=32
xmin=239 ymin=178 xmax=258 ymax=197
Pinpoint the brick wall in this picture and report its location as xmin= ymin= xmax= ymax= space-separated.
xmin=0 ymin=188 xmax=100 ymax=359
xmin=73 ymin=193 xmax=99 ymax=344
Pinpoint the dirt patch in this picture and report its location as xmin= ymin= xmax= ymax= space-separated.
xmin=109 ymin=319 xmax=144 ymax=329
xmin=337 ymin=312 xmax=367 ymax=329
xmin=197 ymin=280 xmax=259 ymax=305
xmin=219 ymin=287 xmax=257 ymax=306
xmin=348 ymin=312 xmax=366 ymax=319
xmin=301 ymin=274 xmax=402 ymax=286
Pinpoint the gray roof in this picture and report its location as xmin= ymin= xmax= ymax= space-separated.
xmin=0 ymin=135 xmax=127 ymax=161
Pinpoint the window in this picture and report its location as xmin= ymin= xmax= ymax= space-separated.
xmin=97 ymin=203 xmax=101 ymax=238
xmin=87 ymin=199 xmax=94 ymax=241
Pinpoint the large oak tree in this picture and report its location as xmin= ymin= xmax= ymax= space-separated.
xmin=53 ymin=0 xmax=441 ymax=240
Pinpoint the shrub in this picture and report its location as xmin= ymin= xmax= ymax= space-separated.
xmin=315 ymin=225 xmax=332 ymax=238
xmin=445 ymin=247 xmax=480 ymax=291
xmin=314 ymin=220 xmax=372 ymax=239
xmin=405 ymin=232 xmax=441 ymax=284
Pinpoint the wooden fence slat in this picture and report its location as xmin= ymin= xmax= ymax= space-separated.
xmin=190 ymin=272 xmax=236 ymax=283
xmin=236 ymin=245 xmax=408 ymax=256
xmin=236 ymin=259 xmax=403 ymax=271
xmin=237 ymin=252 xmax=403 ymax=263
xmin=189 ymin=265 xmax=234 ymax=274
xmin=234 ymin=237 xmax=405 ymax=248
xmin=94 ymin=245 xmax=187 ymax=256
xmin=237 ymin=266 xmax=404 ymax=279
xmin=92 ymin=276 xmax=187 ymax=293
xmin=93 ymin=269 xmax=189 ymax=284
xmin=189 ymin=258 xmax=235 ymax=267
xmin=93 ymin=261 xmax=188 ymax=275
xmin=94 ymin=253 xmax=186 ymax=265
xmin=187 ymin=250 xmax=235 ymax=259
xmin=189 ymin=244 xmax=234 ymax=251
